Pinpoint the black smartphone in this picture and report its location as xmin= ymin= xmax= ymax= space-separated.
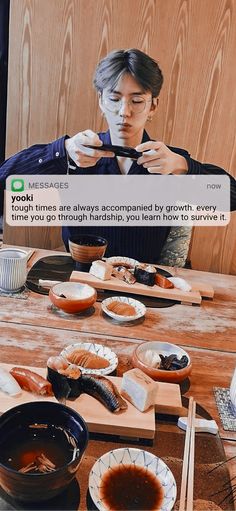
xmin=85 ymin=144 xmax=142 ymax=160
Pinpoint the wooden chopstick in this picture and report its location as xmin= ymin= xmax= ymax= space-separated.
xmin=27 ymin=249 xmax=35 ymax=263
xmin=179 ymin=397 xmax=196 ymax=511
xmin=187 ymin=399 xmax=196 ymax=510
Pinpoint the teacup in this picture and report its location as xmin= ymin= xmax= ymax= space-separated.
xmin=0 ymin=248 xmax=28 ymax=292
xmin=69 ymin=235 xmax=107 ymax=272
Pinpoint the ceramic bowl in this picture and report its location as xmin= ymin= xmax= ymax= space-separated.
xmin=101 ymin=296 xmax=146 ymax=322
xmin=0 ymin=401 xmax=88 ymax=502
xmin=60 ymin=342 xmax=118 ymax=376
xmin=49 ymin=282 xmax=97 ymax=314
xmin=89 ymin=447 xmax=177 ymax=511
xmin=132 ymin=341 xmax=192 ymax=383
xmin=69 ymin=235 xmax=107 ymax=264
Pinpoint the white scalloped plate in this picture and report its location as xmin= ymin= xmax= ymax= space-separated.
xmin=106 ymin=256 xmax=139 ymax=268
xmin=89 ymin=447 xmax=177 ymax=511
xmin=102 ymin=296 xmax=146 ymax=322
xmin=60 ymin=342 xmax=118 ymax=376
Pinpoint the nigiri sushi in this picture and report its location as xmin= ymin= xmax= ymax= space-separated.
xmin=155 ymin=274 xmax=174 ymax=289
xmin=80 ymin=374 xmax=128 ymax=413
xmin=0 ymin=367 xmax=22 ymax=396
xmin=10 ymin=367 xmax=53 ymax=396
xmin=168 ymin=277 xmax=191 ymax=292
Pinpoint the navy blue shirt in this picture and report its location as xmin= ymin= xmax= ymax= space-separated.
xmin=0 ymin=130 xmax=235 ymax=262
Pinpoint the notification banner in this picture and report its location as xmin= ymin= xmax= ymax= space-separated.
xmin=6 ymin=174 xmax=230 ymax=227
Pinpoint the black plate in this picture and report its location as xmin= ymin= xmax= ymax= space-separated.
xmin=26 ymin=255 xmax=76 ymax=295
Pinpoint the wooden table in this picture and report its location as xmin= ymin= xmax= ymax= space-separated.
xmin=0 ymin=246 xmax=235 ymax=509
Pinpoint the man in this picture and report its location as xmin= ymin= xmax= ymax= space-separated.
xmin=0 ymin=49 xmax=235 ymax=262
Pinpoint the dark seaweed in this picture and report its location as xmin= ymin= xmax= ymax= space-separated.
xmin=47 ymin=367 xmax=82 ymax=400
xmin=159 ymin=354 xmax=188 ymax=371
xmin=134 ymin=266 xmax=156 ymax=286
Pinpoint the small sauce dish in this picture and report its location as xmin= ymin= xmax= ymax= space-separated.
xmin=102 ymin=296 xmax=146 ymax=322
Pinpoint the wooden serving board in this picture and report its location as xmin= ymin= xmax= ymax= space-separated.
xmin=70 ymin=271 xmax=203 ymax=305
xmin=190 ymin=281 xmax=214 ymax=299
xmin=0 ymin=364 xmax=181 ymax=440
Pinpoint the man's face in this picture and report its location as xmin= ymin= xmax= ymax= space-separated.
xmin=99 ymin=73 xmax=157 ymax=144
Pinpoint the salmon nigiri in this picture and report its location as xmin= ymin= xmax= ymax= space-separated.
xmin=10 ymin=367 xmax=53 ymax=396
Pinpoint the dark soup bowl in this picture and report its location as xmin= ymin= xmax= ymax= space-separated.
xmin=0 ymin=401 xmax=89 ymax=502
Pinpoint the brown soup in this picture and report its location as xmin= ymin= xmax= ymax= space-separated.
xmin=100 ymin=464 xmax=164 ymax=510
xmin=0 ymin=423 xmax=77 ymax=473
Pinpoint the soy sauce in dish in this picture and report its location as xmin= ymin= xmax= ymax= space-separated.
xmin=100 ymin=464 xmax=164 ymax=510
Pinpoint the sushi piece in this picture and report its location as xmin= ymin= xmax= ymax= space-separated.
xmin=134 ymin=263 xmax=156 ymax=286
xmin=0 ymin=366 xmax=22 ymax=396
xmin=47 ymin=356 xmax=82 ymax=400
xmin=155 ymin=274 xmax=174 ymax=289
xmin=80 ymin=374 xmax=128 ymax=413
xmin=10 ymin=367 xmax=53 ymax=396
xmin=112 ymin=266 xmax=136 ymax=284
xmin=47 ymin=355 xmax=69 ymax=373
xmin=47 ymin=355 xmax=82 ymax=377
xmin=89 ymin=260 xmax=113 ymax=280
xmin=168 ymin=277 xmax=191 ymax=292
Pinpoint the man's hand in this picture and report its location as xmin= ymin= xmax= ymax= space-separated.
xmin=65 ymin=129 xmax=114 ymax=167
xmin=136 ymin=140 xmax=188 ymax=174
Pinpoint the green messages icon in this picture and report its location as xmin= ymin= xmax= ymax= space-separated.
xmin=11 ymin=178 xmax=25 ymax=192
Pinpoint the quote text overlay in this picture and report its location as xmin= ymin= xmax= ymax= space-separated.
xmin=6 ymin=174 xmax=230 ymax=227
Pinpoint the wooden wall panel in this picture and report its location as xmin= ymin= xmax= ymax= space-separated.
xmin=4 ymin=0 xmax=236 ymax=271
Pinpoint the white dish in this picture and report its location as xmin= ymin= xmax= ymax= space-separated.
xmin=106 ymin=256 xmax=139 ymax=269
xmin=102 ymin=296 xmax=146 ymax=322
xmin=60 ymin=342 xmax=118 ymax=376
xmin=89 ymin=447 xmax=177 ymax=511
